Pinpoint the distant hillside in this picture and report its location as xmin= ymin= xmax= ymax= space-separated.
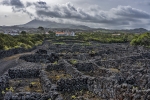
xmin=18 ymin=19 xmax=90 ymax=29
xmin=94 ymin=28 xmax=148 ymax=33
xmin=128 ymin=28 xmax=148 ymax=33
xmin=121 ymin=28 xmax=148 ymax=33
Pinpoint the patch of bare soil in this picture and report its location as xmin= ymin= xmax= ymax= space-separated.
xmin=0 ymin=52 xmax=34 ymax=76
xmin=46 ymin=70 xmax=72 ymax=84
xmin=8 ymin=78 xmax=43 ymax=93
xmin=62 ymin=90 xmax=101 ymax=100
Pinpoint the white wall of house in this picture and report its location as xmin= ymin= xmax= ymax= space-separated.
xmin=56 ymin=31 xmax=75 ymax=36
xmin=70 ymin=31 xmax=75 ymax=36
xmin=4 ymin=30 xmax=19 ymax=36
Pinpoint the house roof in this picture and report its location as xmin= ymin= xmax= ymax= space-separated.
xmin=56 ymin=32 xmax=65 ymax=34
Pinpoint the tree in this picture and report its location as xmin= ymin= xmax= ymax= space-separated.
xmin=20 ymin=31 xmax=27 ymax=35
xmin=0 ymin=44 xmax=4 ymax=49
xmin=38 ymin=26 xmax=44 ymax=31
xmin=38 ymin=26 xmax=45 ymax=34
xmin=48 ymin=31 xmax=55 ymax=37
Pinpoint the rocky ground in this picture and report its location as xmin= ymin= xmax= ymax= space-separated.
xmin=0 ymin=40 xmax=150 ymax=100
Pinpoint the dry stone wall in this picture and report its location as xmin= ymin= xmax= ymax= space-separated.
xmin=0 ymin=42 xmax=150 ymax=100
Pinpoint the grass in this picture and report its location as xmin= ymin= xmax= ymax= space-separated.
xmin=109 ymin=68 xmax=119 ymax=73
xmin=62 ymin=90 xmax=101 ymax=100
xmin=46 ymin=70 xmax=72 ymax=84
xmin=70 ymin=59 xmax=78 ymax=65
xmin=0 ymin=33 xmax=49 ymax=50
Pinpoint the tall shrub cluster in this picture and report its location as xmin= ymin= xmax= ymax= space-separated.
xmin=130 ymin=32 xmax=150 ymax=47
xmin=77 ymin=32 xmax=134 ymax=43
xmin=0 ymin=33 xmax=49 ymax=50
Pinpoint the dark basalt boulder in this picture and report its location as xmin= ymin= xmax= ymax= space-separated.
xmin=57 ymin=77 xmax=88 ymax=92
xmin=126 ymin=76 xmax=136 ymax=85
xmin=75 ymin=62 xmax=94 ymax=72
xmin=36 ymin=49 xmax=47 ymax=55
xmin=19 ymin=52 xmax=59 ymax=63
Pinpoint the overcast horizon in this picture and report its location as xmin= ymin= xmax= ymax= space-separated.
xmin=0 ymin=0 xmax=150 ymax=29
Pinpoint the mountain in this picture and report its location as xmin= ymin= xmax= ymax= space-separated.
xmin=18 ymin=19 xmax=90 ymax=29
xmin=129 ymin=28 xmax=148 ymax=33
xmin=93 ymin=28 xmax=148 ymax=33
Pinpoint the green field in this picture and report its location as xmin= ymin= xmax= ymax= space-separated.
xmin=0 ymin=31 xmax=150 ymax=50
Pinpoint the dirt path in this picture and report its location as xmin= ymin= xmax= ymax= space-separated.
xmin=0 ymin=52 xmax=34 ymax=76
xmin=0 ymin=40 xmax=51 ymax=76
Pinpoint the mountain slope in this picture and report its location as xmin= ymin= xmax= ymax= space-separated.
xmin=19 ymin=19 xmax=90 ymax=29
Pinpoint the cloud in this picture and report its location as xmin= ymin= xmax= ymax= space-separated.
xmin=111 ymin=6 xmax=150 ymax=19
xmin=88 ymin=5 xmax=101 ymax=12
xmin=37 ymin=1 xmax=46 ymax=5
xmin=4 ymin=15 xmax=8 ymax=18
xmin=0 ymin=0 xmax=35 ymax=19
xmin=1 ymin=0 xmax=24 ymax=8
xmin=26 ymin=1 xmax=47 ymax=8
xmin=0 ymin=15 xmax=8 ymax=18
xmin=34 ymin=3 xmax=150 ymax=26
xmin=1 ymin=0 xmax=150 ymax=28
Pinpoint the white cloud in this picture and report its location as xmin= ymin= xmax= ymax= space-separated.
xmin=1 ymin=0 xmax=150 ymax=29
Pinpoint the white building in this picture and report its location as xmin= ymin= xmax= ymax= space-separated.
xmin=4 ymin=30 xmax=20 ymax=36
xmin=55 ymin=31 xmax=75 ymax=36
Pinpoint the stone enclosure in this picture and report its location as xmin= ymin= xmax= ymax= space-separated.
xmin=0 ymin=41 xmax=150 ymax=100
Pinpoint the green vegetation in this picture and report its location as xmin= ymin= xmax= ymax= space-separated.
xmin=1 ymin=30 xmax=149 ymax=50
xmin=76 ymin=32 xmax=135 ymax=43
xmin=71 ymin=95 xmax=76 ymax=99
xmin=70 ymin=59 xmax=78 ymax=65
xmin=76 ymin=32 xmax=150 ymax=47
xmin=0 ymin=33 xmax=49 ymax=50
xmin=48 ymin=31 xmax=55 ymax=37
xmin=130 ymin=32 xmax=150 ymax=47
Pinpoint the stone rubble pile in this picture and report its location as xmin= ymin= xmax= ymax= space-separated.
xmin=35 ymin=49 xmax=48 ymax=55
xmin=40 ymin=70 xmax=52 ymax=93
xmin=57 ymin=77 xmax=88 ymax=92
xmin=0 ymin=73 xmax=9 ymax=98
xmin=0 ymin=42 xmax=150 ymax=100
xmin=0 ymin=47 xmax=36 ymax=59
xmin=74 ymin=62 xmax=96 ymax=72
xmin=115 ymin=84 xmax=150 ymax=100
xmin=8 ymin=63 xmax=41 ymax=79
xmin=46 ymin=63 xmax=64 ymax=71
xmin=3 ymin=69 xmax=63 ymax=100
xmin=4 ymin=91 xmax=63 ymax=100
xmin=39 ymin=70 xmax=63 ymax=100
xmin=88 ymin=77 xmax=116 ymax=99
xmin=62 ymin=60 xmax=83 ymax=78
xmin=20 ymin=52 xmax=59 ymax=63
xmin=4 ymin=92 xmax=42 ymax=100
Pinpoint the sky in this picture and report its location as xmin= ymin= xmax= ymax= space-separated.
xmin=0 ymin=0 xmax=150 ymax=29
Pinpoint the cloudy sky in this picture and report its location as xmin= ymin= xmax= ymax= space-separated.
xmin=0 ymin=0 xmax=150 ymax=29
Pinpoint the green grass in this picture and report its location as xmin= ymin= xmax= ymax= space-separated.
xmin=76 ymin=32 xmax=135 ymax=43
xmin=0 ymin=33 xmax=49 ymax=50
xmin=70 ymin=59 xmax=78 ymax=65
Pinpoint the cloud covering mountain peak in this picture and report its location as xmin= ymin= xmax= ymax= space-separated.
xmin=1 ymin=0 xmax=150 ymax=29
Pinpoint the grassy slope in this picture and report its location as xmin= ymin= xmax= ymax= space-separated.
xmin=0 ymin=33 xmax=49 ymax=50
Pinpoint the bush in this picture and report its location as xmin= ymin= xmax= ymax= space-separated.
xmin=0 ymin=33 xmax=49 ymax=50
xmin=70 ymin=59 xmax=78 ymax=65
xmin=76 ymin=32 xmax=133 ymax=43
xmin=130 ymin=32 xmax=150 ymax=46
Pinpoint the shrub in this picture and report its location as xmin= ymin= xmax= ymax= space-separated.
xmin=70 ymin=59 xmax=78 ymax=65
xmin=130 ymin=32 xmax=150 ymax=46
xmin=0 ymin=33 xmax=49 ymax=50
